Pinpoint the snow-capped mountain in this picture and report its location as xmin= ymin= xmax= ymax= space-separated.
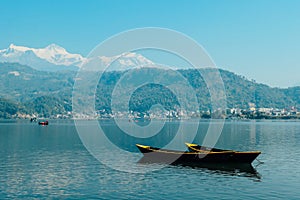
xmin=83 ymin=52 xmax=159 ymax=71
xmin=0 ymin=44 xmax=178 ymax=71
xmin=0 ymin=44 xmax=170 ymax=71
xmin=0 ymin=44 xmax=85 ymax=71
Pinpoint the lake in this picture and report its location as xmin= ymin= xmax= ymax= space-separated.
xmin=0 ymin=119 xmax=299 ymax=199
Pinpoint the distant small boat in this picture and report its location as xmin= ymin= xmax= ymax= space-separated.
xmin=185 ymin=143 xmax=261 ymax=164
xmin=136 ymin=144 xmax=236 ymax=165
xmin=30 ymin=117 xmax=37 ymax=122
xmin=38 ymin=121 xmax=49 ymax=125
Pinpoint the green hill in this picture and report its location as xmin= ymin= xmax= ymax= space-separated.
xmin=0 ymin=97 xmax=27 ymax=118
xmin=0 ymin=62 xmax=299 ymax=118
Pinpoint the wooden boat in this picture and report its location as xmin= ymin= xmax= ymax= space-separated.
xmin=185 ymin=143 xmax=261 ymax=164
xmin=136 ymin=144 xmax=236 ymax=165
xmin=38 ymin=121 xmax=49 ymax=125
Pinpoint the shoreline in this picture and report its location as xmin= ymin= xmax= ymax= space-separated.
xmin=1 ymin=118 xmax=300 ymax=122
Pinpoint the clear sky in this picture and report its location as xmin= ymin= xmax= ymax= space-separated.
xmin=1 ymin=0 xmax=300 ymax=88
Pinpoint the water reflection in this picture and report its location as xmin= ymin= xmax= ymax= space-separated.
xmin=138 ymin=157 xmax=261 ymax=180
xmin=1 ymin=119 xmax=300 ymax=199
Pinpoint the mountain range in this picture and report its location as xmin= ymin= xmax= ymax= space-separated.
xmin=0 ymin=44 xmax=299 ymax=119
xmin=0 ymin=44 xmax=158 ymax=71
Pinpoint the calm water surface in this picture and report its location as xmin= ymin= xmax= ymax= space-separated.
xmin=0 ymin=119 xmax=299 ymax=199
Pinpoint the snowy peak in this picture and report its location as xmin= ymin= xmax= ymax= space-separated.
xmin=82 ymin=52 xmax=157 ymax=71
xmin=1 ymin=44 xmax=31 ymax=56
xmin=45 ymin=43 xmax=66 ymax=51
xmin=0 ymin=44 xmax=84 ymax=70
xmin=100 ymin=52 xmax=154 ymax=67
xmin=42 ymin=44 xmax=68 ymax=56
xmin=34 ymin=44 xmax=84 ymax=66
xmin=5 ymin=43 xmax=66 ymax=53
xmin=8 ymin=44 xmax=31 ymax=52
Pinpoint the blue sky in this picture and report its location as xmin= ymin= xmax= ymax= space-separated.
xmin=1 ymin=0 xmax=299 ymax=88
